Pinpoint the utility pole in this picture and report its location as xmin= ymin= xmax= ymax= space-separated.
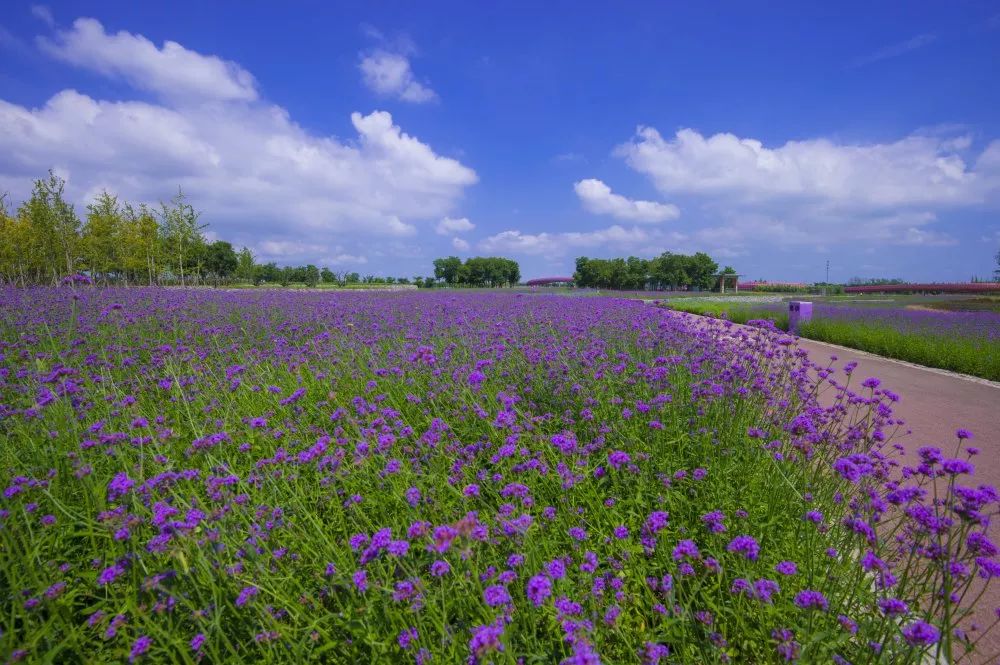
xmin=823 ymin=260 xmax=829 ymax=296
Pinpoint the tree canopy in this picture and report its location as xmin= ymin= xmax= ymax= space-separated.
xmin=433 ymin=256 xmax=520 ymax=287
xmin=573 ymin=252 xmax=720 ymax=290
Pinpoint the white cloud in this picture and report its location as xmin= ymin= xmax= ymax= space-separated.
xmin=615 ymin=125 xmax=1000 ymax=249
xmin=851 ymin=34 xmax=937 ymax=68
xmin=617 ymin=127 xmax=994 ymax=208
xmin=451 ymin=237 xmax=470 ymax=251
xmin=436 ymin=216 xmax=474 ymax=235
xmin=0 ymin=18 xmax=477 ymax=268
xmin=479 ymin=225 xmax=686 ymax=258
xmin=573 ymin=178 xmax=679 ymax=223
xmin=359 ymin=50 xmax=436 ymax=103
xmin=37 ymin=18 xmax=258 ymax=102
xmin=31 ymin=5 xmax=55 ymax=28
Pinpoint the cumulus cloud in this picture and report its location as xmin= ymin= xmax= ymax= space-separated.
xmin=31 ymin=5 xmax=55 ymax=27
xmin=573 ymin=178 xmax=679 ymax=223
xmin=0 ymin=18 xmax=477 ymax=267
xmin=615 ymin=125 xmax=1000 ymax=249
xmin=617 ymin=127 xmax=995 ymax=207
xmin=479 ymin=225 xmax=686 ymax=257
xmin=451 ymin=237 xmax=470 ymax=251
xmin=436 ymin=216 xmax=474 ymax=235
xmin=359 ymin=50 xmax=436 ymax=103
xmin=37 ymin=18 xmax=258 ymax=102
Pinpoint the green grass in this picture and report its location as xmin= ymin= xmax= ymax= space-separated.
xmin=797 ymin=318 xmax=1000 ymax=381
xmin=663 ymin=301 xmax=790 ymax=331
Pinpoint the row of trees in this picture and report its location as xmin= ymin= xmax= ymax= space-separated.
xmin=573 ymin=252 xmax=725 ymax=290
xmin=0 ymin=172 xmax=423 ymax=287
xmin=432 ymin=256 xmax=521 ymax=287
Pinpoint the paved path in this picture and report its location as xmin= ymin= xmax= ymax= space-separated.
xmin=794 ymin=336 xmax=1000 ymax=662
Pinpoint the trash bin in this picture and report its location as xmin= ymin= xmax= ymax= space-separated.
xmin=789 ymin=301 xmax=812 ymax=333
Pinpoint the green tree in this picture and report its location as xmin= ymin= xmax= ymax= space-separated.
xmin=433 ymin=256 xmax=463 ymax=284
xmin=303 ymin=264 xmax=320 ymax=287
xmin=236 ymin=247 xmax=256 ymax=284
xmin=120 ymin=203 xmax=161 ymax=285
xmin=158 ymin=188 xmax=206 ymax=286
xmin=17 ymin=171 xmax=82 ymax=283
xmin=204 ymin=241 xmax=239 ymax=283
xmin=82 ymin=191 xmax=122 ymax=284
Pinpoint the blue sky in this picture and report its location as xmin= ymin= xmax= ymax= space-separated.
xmin=1 ymin=1 xmax=999 ymax=282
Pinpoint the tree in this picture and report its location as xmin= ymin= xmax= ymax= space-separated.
xmin=120 ymin=203 xmax=161 ymax=285
xmin=236 ymin=247 xmax=256 ymax=283
xmin=203 ymin=241 xmax=239 ymax=283
xmin=16 ymin=172 xmax=82 ymax=283
xmin=158 ymin=188 xmax=206 ymax=286
xmin=303 ymin=264 xmax=320 ymax=287
xmin=81 ymin=192 xmax=123 ymax=284
xmin=687 ymin=252 xmax=719 ymax=290
xmin=320 ymin=267 xmax=335 ymax=283
xmin=433 ymin=256 xmax=463 ymax=284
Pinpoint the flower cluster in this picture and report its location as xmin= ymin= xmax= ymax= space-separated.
xmin=0 ymin=287 xmax=996 ymax=663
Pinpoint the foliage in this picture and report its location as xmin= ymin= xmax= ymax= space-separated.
xmin=0 ymin=289 xmax=995 ymax=664
xmin=433 ymin=256 xmax=520 ymax=287
xmin=574 ymin=252 xmax=719 ymax=291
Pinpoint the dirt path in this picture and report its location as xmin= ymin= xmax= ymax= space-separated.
xmin=794 ymin=336 xmax=1000 ymax=662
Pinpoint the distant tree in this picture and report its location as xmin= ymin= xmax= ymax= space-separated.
xmin=236 ymin=246 xmax=256 ymax=283
xmin=81 ymin=191 xmax=122 ymax=284
xmin=303 ymin=264 xmax=320 ymax=287
xmin=256 ymin=262 xmax=281 ymax=284
xmin=120 ymin=203 xmax=161 ymax=285
xmin=687 ymin=252 xmax=719 ymax=290
xmin=433 ymin=256 xmax=463 ymax=284
xmin=320 ymin=267 xmax=335 ymax=283
xmin=158 ymin=188 xmax=206 ymax=286
xmin=204 ymin=241 xmax=239 ymax=283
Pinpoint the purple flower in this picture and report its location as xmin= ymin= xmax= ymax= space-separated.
xmin=353 ymin=569 xmax=368 ymax=592
xmin=726 ymin=535 xmax=760 ymax=561
xmin=902 ymin=620 xmax=940 ymax=646
xmin=672 ymin=539 xmax=699 ymax=561
xmin=753 ymin=578 xmax=780 ymax=603
xmin=430 ymin=559 xmax=450 ymax=576
xmin=97 ymin=563 xmax=125 ymax=586
xmin=642 ymin=642 xmax=670 ymax=664
xmin=877 ymin=597 xmax=908 ymax=617
xmin=942 ymin=458 xmax=974 ymax=475
xmin=469 ymin=622 xmax=504 ymax=659
xmin=398 ymin=626 xmax=418 ymax=650
xmin=701 ymin=510 xmax=726 ymax=533
xmin=956 ymin=428 xmax=973 ymax=440
xmin=775 ymin=561 xmax=797 ymax=575
xmin=608 ymin=450 xmax=631 ymax=469
xmin=236 ymin=585 xmax=258 ymax=607
xmin=190 ymin=634 xmax=206 ymax=652
xmin=527 ymin=574 xmax=552 ymax=606
xmin=129 ymin=636 xmax=152 ymax=662
xmin=483 ymin=584 xmax=511 ymax=607
xmin=793 ymin=589 xmax=828 ymax=611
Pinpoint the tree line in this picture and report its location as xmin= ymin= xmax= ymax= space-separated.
xmin=432 ymin=256 xmax=521 ymax=287
xmin=0 ymin=172 xmax=426 ymax=287
xmin=573 ymin=252 xmax=727 ymax=290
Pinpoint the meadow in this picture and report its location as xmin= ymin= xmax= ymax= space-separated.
xmin=662 ymin=299 xmax=1000 ymax=382
xmin=0 ymin=288 xmax=996 ymax=664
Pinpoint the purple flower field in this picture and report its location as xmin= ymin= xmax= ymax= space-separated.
xmin=0 ymin=288 xmax=997 ymax=663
